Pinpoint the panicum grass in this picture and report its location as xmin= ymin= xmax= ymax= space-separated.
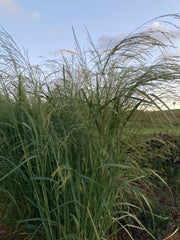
xmin=0 ymin=14 xmax=180 ymax=240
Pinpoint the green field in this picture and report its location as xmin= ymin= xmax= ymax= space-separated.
xmin=127 ymin=109 xmax=180 ymax=134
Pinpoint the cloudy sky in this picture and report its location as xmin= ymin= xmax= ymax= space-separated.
xmin=1 ymin=0 xmax=180 ymax=64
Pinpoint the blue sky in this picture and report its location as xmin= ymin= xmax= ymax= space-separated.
xmin=0 ymin=0 xmax=180 ymax=64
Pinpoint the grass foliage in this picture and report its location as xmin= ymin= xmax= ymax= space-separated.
xmin=0 ymin=14 xmax=180 ymax=239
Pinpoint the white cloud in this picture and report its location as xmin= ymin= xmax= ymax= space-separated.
xmin=0 ymin=0 xmax=22 ymax=14
xmin=97 ymin=33 xmax=126 ymax=51
xmin=0 ymin=0 xmax=40 ymax=20
xmin=48 ymin=27 xmax=64 ymax=37
xmin=149 ymin=21 xmax=165 ymax=30
xmin=28 ymin=12 xmax=40 ymax=20
xmin=145 ymin=21 xmax=180 ymax=41
xmin=97 ymin=21 xmax=180 ymax=52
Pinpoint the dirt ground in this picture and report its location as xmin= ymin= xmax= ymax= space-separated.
xmin=111 ymin=228 xmax=180 ymax=240
xmin=162 ymin=229 xmax=180 ymax=240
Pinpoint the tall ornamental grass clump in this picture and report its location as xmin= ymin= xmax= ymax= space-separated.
xmin=0 ymin=15 xmax=180 ymax=239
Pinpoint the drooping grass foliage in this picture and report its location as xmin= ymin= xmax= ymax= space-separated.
xmin=0 ymin=15 xmax=180 ymax=239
